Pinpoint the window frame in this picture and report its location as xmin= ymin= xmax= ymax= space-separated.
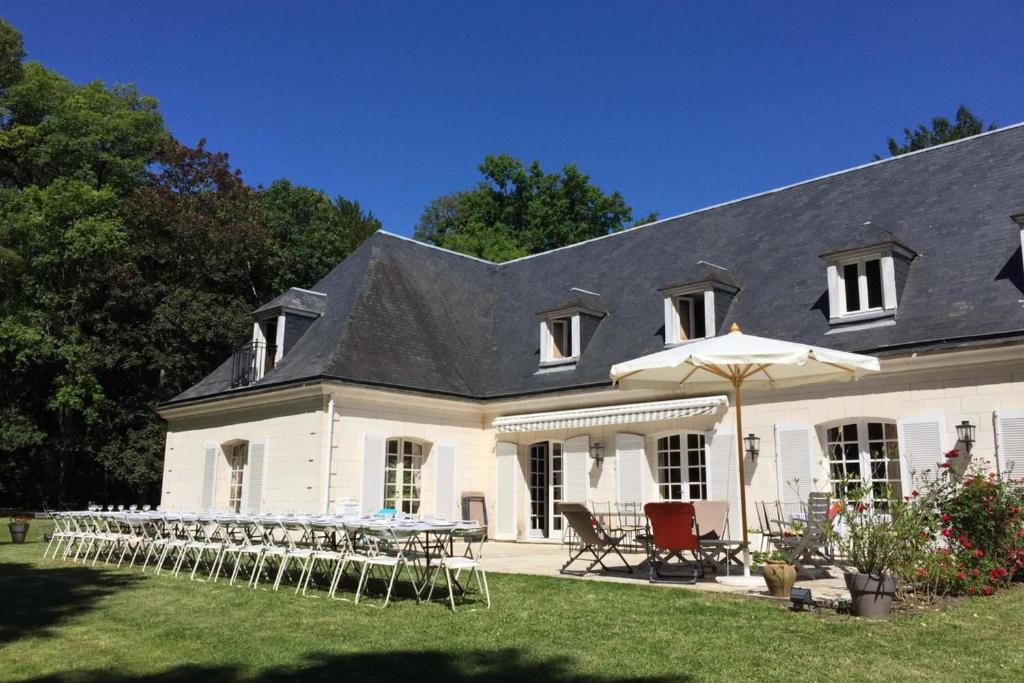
xmin=822 ymin=419 xmax=902 ymax=506
xmin=654 ymin=431 xmax=709 ymax=502
xmin=825 ymin=247 xmax=901 ymax=324
xmin=384 ymin=438 xmax=425 ymax=514
xmin=663 ymin=286 xmax=715 ymax=346
xmin=227 ymin=443 xmax=248 ymax=513
xmin=539 ymin=311 xmax=581 ymax=365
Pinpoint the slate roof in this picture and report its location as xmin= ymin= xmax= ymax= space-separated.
xmin=251 ymin=287 xmax=327 ymax=317
xmin=167 ymin=124 xmax=1024 ymax=405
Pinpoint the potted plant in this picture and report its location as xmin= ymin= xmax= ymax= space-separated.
xmin=7 ymin=514 xmax=32 ymax=544
xmin=760 ymin=551 xmax=797 ymax=597
xmin=829 ymin=488 xmax=909 ymax=618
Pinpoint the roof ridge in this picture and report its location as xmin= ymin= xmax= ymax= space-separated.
xmin=496 ymin=121 xmax=1024 ymax=265
xmin=321 ymin=238 xmax=382 ymax=375
xmin=373 ymin=123 xmax=1024 ymax=268
xmin=375 ymin=230 xmax=500 ymax=266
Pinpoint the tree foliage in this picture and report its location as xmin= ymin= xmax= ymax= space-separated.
xmin=879 ymin=104 xmax=996 ymax=158
xmin=0 ymin=18 xmax=378 ymax=507
xmin=413 ymin=154 xmax=643 ymax=262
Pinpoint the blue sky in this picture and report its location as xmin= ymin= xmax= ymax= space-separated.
xmin=6 ymin=1 xmax=1024 ymax=235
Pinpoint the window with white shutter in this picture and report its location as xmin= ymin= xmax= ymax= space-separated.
xmin=242 ymin=438 xmax=266 ymax=514
xmin=361 ymin=433 xmax=386 ymax=514
xmin=433 ymin=443 xmax=457 ymax=520
xmin=495 ymin=441 xmax=519 ymax=539
xmin=562 ymin=435 xmax=590 ymax=504
xmin=615 ymin=433 xmax=645 ymax=507
xmin=705 ymin=427 xmax=739 ymax=539
xmin=200 ymin=443 xmax=218 ymax=511
xmin=774 ymin=424 xmax=816 ymax=513
xmin=994 ymin=410 xmax=1024 ymax=478
xmin=897 ymin=414 xmax=945 ymax=493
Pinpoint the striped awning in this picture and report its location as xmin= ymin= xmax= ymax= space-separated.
xmin=491 ymin=395 xmax=729 ymax=433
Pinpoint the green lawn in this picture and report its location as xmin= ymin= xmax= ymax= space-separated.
xmin=1 ymin=519 xmax=1022 ymax=682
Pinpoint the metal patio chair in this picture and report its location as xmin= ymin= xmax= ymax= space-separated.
xmin=426 ymin=524 xmax=490 ymax=611
xmin=769 ymin=492 xmax=833 ymax=574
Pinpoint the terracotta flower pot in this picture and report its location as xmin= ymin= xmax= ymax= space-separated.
xmin=8 ymin=522 xmax=29 ymax=544
xmin=763 ymin=560 xmax=797 ymax=597
xmin=845 ymin=572 xmax=897 ymax=618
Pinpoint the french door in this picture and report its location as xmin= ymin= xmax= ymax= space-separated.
xmin=528 ymin=442 xmax=563 ymax=538
xmin=825 ymin=421 xmax=902 ymax=506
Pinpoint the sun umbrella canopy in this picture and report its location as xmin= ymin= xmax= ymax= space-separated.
xmin=610 ymin=325 xmax=880 ymax=390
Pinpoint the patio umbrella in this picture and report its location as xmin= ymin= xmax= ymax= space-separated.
xmin=609 ymin=323 xmax=880 ymax=579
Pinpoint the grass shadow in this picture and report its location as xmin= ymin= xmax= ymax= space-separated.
xmin=0 ymin=559 xmax=142 ymax=645
xmin=14 ymin=649 xmax=687 ymax=683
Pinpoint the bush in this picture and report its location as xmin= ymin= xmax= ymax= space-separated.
xmin=896 ymin=453 xmax=1024 ymax=601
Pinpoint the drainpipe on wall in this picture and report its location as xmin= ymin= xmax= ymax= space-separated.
xmin=322 ymin=394 xmax=335 ymax=513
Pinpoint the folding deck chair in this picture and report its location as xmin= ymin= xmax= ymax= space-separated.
xmin=558 ymin=503 xmax=633 ymax=576
xmin=642 ymin=502 xmax=704 ymax=583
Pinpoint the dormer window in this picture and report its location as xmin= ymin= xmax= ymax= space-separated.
xmin=541 ymin=315 xmax=579 ymax=363
xmin=821 ymin=225 xmax=916 ymax=326
xmin=660 ymin=270 xmax=739 ymax=346
xmin=536 ymin=288 xmax=607 ymax=367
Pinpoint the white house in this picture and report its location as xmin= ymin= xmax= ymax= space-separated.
xmin=158 ymin=124 xmax=1024 ymax=541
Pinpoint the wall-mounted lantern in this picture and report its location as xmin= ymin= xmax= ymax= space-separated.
xmin=955 ymin=420 xmax=976 ymax=455
xmin=744 ymin=433 xmax=761 ymax=460
xmin=590 ymin=441 xmax=606 ymax=464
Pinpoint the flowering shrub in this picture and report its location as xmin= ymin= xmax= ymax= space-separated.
xmin=896 ymin=459 xmax=1024 ymax=601
xmin=828 ymin=487 xmax=917 ymax=577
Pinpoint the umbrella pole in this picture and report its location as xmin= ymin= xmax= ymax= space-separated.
xmin=733 ymin=378 xmax=751 ymax=577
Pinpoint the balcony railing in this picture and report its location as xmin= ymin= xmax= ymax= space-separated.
xmin=231 ymin=341 xmax=277 ymax=388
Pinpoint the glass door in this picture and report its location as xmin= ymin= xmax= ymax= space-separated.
xmin=529 ymin=441 xmax=564 ymax=539
xmin=528 ymin=443 xmax=548 ymax=538
xmin=549 ymin=442 xmax=563 ymax=535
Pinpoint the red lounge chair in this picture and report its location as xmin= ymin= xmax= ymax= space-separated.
xmin=642 ymin=502 xmax=704 ymax=583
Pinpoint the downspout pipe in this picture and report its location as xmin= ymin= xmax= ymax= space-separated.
xmin=322 ymin=394 xmax=335 ymax=513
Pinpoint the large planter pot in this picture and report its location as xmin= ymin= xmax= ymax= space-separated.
xmin=763 ymin=560 xmax=797 ymax=597
xmin=8 ymin=522 xmax=29 ymax=544
xmin=845 ymin=572 xmax=897 ymax=618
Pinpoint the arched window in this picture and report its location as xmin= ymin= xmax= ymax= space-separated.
xmin=824 ymin=421 xmax=901 ymax=504
xmin=225 ymin=441 xmax=248 ymax=513
xmin=384 ymin=438 xmax=425 ymax=514
xmin=655 ymin=432 xmax=708 ymax=501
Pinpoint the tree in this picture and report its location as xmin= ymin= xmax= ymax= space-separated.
xmin=259 ymin=179 xmax=381 ymax=292
xmin=413 ymin=154 xmax=639 ymax=262
xmin=0 ymin=19 xmax=378 ymax=507
xmin=879 ymin=105 xmax=996 ymax=158
xmin=0 ymin=17 xmax=25 ymax=92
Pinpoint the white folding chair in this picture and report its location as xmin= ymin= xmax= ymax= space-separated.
xmin=427 ymin=524 xmax=490 ymax=611
xmin=355 ymin=524 xmax=417 ymax=608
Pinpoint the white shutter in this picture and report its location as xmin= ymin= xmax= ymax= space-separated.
xmin=615 ymin=433 xmax=645 ymax=506
xmin=994 ymin=410 xmax=1024 ymax=478
xmin=775 ymin=424 xmax=816 ymax=511
xmin=243 ymin=439 xmax=266 ymax=514
xmin=897 ymin=414 xmax=945 ymax=493
xmin=495 ymin=441 xmax=518 ymax=540
xmin=706 ymin=426 xmax=740 ymax=539
xmin=200 ymin=443 xmax=218 ymax=511
xmin=434 ymin=443 xmax=458 ymax=520
xmin=563 ymin=435 xmax=590 ymax=504
xmin=361 ymin=433 xmax=386 ymax=514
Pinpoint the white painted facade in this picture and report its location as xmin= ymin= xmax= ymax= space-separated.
xmin=159 ymin=345 xmax=1024 ymax=541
